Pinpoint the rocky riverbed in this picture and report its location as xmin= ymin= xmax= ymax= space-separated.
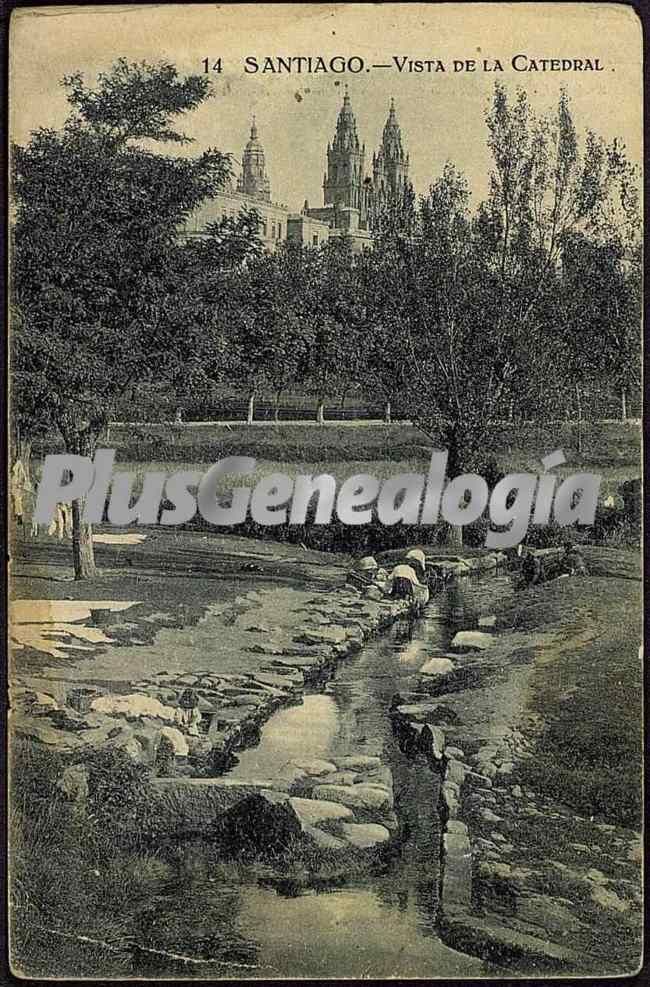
xmin=388 ymin=552 xmax=643 ymax=976
xmin=9 ymin=535 xmax=642 ymax=978
xmin=11 ymin=580 xmax=414 ymax=859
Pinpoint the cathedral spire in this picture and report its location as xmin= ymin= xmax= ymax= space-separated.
xmin=382 ymin=97 xmax=403 ymax=154
xmin=237 ymin=116 xmax=271 ymax=201
xmin=369 ymin=98 xmax=410 ymax=227
xmin=323 ymin=87 xmax=367 ymax=221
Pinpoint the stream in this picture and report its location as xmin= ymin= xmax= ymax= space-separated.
xmin=129 ymin=573 xmax=515 ymax=979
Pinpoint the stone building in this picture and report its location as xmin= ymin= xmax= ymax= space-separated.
xmin=367 ymin=98 xmax=411 ymax=230
xmin=181 ymin=91 xmax=412 ymax=254
xmin=180 ymin=118 xmax=290 ymax=251
xmin=305 ymin=87 xmax=412 ymax=251
xmin=286 ymin=208 xmax=331 ymax=249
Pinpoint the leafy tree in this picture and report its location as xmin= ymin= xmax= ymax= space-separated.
xmin=302 ymin=237 xmax=367 ymax=423
xmin=363 ymin=84 xmax=640 ymax=545
xmin=560 ymin=233 xmax=641 ymax=423
xmin=226 ymin=243 xmax=313 ymax=423
xmin=11 ymin=59 xmax=236 ymax=577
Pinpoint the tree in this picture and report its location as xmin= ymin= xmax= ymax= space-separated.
xmin=363 ymin=83 xmax=640 ymax=545
xmin=226 ymin=243 xmax=313 ymax=424
xmin=560 ymin=233 xmax=641 ymax=424
xmin=168 ymin=208 xmax=265 ymax=420
xmin=302 ymin=238 xmax=366 ymax=424
xmin=11 ymin=59 xmax=234 ymax=577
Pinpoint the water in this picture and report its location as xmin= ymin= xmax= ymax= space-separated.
xmin=132 ymin=575 xmax=514 ymax=978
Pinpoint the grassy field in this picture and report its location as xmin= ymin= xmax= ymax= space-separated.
xmin=26 ymin=419 xmax=641 ymax=556
xmin=35 ymin=420 xmax=641 ymax=472
xmin=32 ymin=419 xmax=637 ymax=495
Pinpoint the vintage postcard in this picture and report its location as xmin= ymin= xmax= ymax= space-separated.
xmin=8 ymin=2 xmax=643 ymax=979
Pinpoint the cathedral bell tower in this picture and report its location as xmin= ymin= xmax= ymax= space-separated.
xmin=237 ymin=116 xmax=271 ymax=201
xmin=323 ymin=87 xmax=368 ymax=225
xmin=372 ymin=98 xmax=409 ymax=196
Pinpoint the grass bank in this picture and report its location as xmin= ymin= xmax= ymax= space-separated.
xmin=498 ymin=561 xmax=642 ymax=829
xmin=34 ymin=420 xmax=641 ymax=471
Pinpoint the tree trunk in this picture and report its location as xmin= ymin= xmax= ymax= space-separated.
xmin=316 ymin=399 xmax=325 ymax=425
xmin=443 ymin=430 xmax=464 ymax=549
xmin=71 ymin=499 xmax=96 ymax=580
xmin=274 ymin=389 xmax=283 ymax=423
xmin=247 ymin=392 xmax=255 ymax=425
xmin=621 ymin=387 xmax=627 ymax=422
xmin=575 ymin=384 xmax=583 ymax=455
xmin=446 ymin=523 xmax=464 ymax=549
xmin=61 ymin=422 xmax=101 ymax=580
xmin=17 ymin=436 xmax=33 ymax=485
xmin=384 ymin=399 xmax=392 ymax=425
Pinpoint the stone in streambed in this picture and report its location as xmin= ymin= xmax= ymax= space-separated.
xmin=158 ymin=726 xmax=189 ymax=756
xmin=450 ymin=631 xmax=494 ymax=652
xmin=340 ymin=823 xmax=391 ymax=849
xmin=315 ymin=771 xmax=359 ymax=787
xmin=331 ymin=754 xmax=381 ymax=771
xmin=361 ymin=764 xmax=393 ymax=793
xmin=288 ymin=797 xmax=354 ymax=826
xmin=303 ymin=824 xmax=347 ymax=851
xmin=585 ymin=868 xmax=608 ymax=885
xmin=290 ymin=758 xmax=337 ymax=776
xmin=90 ymin=692 xmax=177 ymax=723
xmin=419 ymin=657 xmax=455 ymax=678
xmin=445 ymin=758 xmax=469 ymax=786
xmin=590 ymin=886 xmax=630 ymax=912
xmin=312 ymin=783 xmax=393 ymax=813
xmin=394 ymin=701 xmax=446 ymax=724
xmin=478 ymin=860 xmax=512 ymax=880
xmin=478 ymin=615 xmax=498 ymax=630
xmin=249 ymin=672 xmax=298 ymax=692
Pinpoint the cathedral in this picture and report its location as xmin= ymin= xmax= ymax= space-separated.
xmin=304 ymin=87 xmax=411 ymax=246
xmin=180 ymin=89 xmax=412 ymax=253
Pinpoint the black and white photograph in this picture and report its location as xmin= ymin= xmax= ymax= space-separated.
xmin=7 ymin=2 xmax=643 ymax=979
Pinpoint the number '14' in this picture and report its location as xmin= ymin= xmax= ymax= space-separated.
xmin=203 ymin=58 xmax=223 ymax=73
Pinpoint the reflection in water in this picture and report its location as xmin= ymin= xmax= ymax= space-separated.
xmin=130 ymin=574 xmax=513 ymax=979
xmin=227 ymin=695 xmax=339 ymax=778
xmin=235 ymin=882 xmax=485 ymax=979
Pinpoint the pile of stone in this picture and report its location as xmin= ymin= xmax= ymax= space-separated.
xmin=142 ymin=752 xmax=398 ymax=858
xmin=11 ymin=595 xmax=416 ymax=780
xmin=11 ymin=666 xmax=304 ymax=776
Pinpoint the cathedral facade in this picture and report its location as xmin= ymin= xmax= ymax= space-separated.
xmin=304 ymin=88 xmax=411 ymax=246
xmin=181 ymin=90 xmax=412 ymax=253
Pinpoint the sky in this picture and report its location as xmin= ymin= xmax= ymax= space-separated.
xmin=9 ymin=3 xmax=642 ymax=212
